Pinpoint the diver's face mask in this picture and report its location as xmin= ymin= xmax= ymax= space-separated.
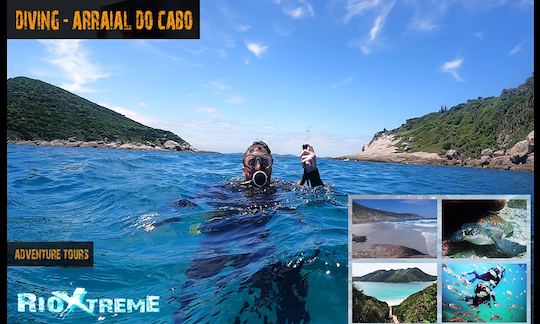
xmin=243 ymin=154 xmax=272 ymax=187
xmin=243 ymin=154 xmax=273 ymax=169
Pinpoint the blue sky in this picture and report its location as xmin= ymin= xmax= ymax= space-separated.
xmin=354 ymin=198 xmax=436 ymax=218
xmin=7 ymin=0 xmax=534 ymax=156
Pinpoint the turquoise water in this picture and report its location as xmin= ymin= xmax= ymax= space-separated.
xmin=353 ymin=281 xmax=435 ymax=305
xmin=7 ymin=144 xmax=534 ymax=323
xmin=442 ymin=263 xmax=527 ymax=322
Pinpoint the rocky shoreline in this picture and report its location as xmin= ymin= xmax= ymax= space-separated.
xmin=6 ymin=138 xmax=212 ymax=153
xmin=339 ymin=131 xmax=534 ymax=171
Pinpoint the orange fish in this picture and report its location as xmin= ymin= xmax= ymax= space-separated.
xmin=450 ymin=318 xmax=465 ymax=322
xmin=449 ymin=303 xmax=461 ymax=310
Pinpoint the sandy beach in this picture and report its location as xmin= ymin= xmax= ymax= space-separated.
xmin=352 ymin=222 xmax=430 ymax=256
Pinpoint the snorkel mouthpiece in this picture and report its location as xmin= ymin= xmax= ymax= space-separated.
xmin=252 ymin=171 xmax=268 ymax=188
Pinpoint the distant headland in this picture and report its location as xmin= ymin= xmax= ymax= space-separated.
xmin=7 ymin=76 xmax=209 ymax=153
xmin=339 ymin=75 xmax=534 ymax=171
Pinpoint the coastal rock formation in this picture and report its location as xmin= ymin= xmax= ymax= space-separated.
xmin=7 ymin=139 xmax=199 ymax=152
xmin=352 ymin=244 xmax=431 ymax=258
xmin=352 ymin=234 xmax=367 ymax=243
xmin=340 ymin=130 xmax=534 ymax=171
xmin=507 ymin=131 xmax=534 ymax=164
xmin=338 ymin=75 xmax=534 ymax=171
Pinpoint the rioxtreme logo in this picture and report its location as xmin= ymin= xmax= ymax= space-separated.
xmin=18 ymin=287 xmax=160 ymax=319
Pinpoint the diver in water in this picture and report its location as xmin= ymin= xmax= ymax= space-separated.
xmin=464 ymin=281 xmax=497 ymax=308
xmin=467 ymin=265 xmax=505 ymax=288
xmin=170 ymin=141 xmax=326 ymax=323
xmin=241 ymin=141 xmax=323 ymax=188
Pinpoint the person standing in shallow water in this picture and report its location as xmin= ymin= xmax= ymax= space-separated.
xmin=241 ymin=140 xmax=324 ymax=188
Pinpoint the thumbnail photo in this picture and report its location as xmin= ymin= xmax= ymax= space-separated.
xmin=351 ymin=198 xmax=437 ymax=258
xmin=352 ymin=262 xmax=437 ymax=323
xmin=442 ymin=199 xmax=528 ymax=258
xmin=442 ymin=263 xmax=527 ymax=322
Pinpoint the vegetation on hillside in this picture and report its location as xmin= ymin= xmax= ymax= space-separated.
xmin=352 ymin=286 xmax=389 ymax=323
xmin=390 ymin=75 xmax=534 ymax=158
xmin=393 ymin=283 xmax=437 ymax=323
xmin=7 ymin=77 xmax=188 ymax=146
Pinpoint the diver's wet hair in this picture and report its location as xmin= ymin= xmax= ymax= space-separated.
xmin=245 ymin=141 xmax=271 ymax=155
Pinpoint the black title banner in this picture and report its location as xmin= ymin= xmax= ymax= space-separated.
xmin=7 ymin=0 xmax=200 ymax=39
xmin=7 ymin=242 xmax=94 ymax=267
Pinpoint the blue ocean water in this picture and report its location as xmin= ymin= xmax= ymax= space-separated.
xmin=353 ymin=281 xmax=435 ymax=306
xmin=7 ymin=144 xmax=535 ymax=323
xmin=442 ymin=263 xmax=527 ymax=322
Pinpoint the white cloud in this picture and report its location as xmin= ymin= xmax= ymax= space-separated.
xmin=100 ymin=103 xmax=168 ymax=129
xmin=225 ymin=96 xmax=246 ymax=104
xmin=135 ymin=40 xmax=205 ymax=67
xmin=356 ymin=0 xmax=395 ymax=55
xmin=274 ymin=24 xmax=293 ymax=36
xmin=343 ymin=0 xmax=382 ymax=23
xmin=37 ymin=40 xmax=109 ymax=93
xmin=509 ymin=41 xmax=525 ymax=55
xmin=369 ymin=8 xmax=388 ymax=40
xmin=196 ymin=107 xmax=218 ymax=114
xmin=246 ymin=42 xmax=268 ymax=58
xmin=441 ymin=58 xmax=464 ymax=81
xmin=204 ymin=81 xmax=246 ymax=105
xmin=139 ymin=102 xmax=147 ymax=107
xmin=205 ymin=80 xmax=230 ymax=94
xmin=409 ymin=18 xmax=439 ymax=32
xmin=234 ymin=24 xmax=251 ymax=32
xmin=279 ymin=0 xmax=315 ymax=19
xmin=405 ymin=1 xmax=447 ymax=33
xmin=332 ymin=77 xmax=354 ymax=88
xmin=473 ymin=31 xmax=484 ymax=39
xmin=93 ymin=103 xmax=369 ymax=156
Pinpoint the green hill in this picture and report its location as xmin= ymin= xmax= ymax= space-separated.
xmin=391 ymin=74 xmax=534 ymax=158
xmin=393 ymin=283 xmax=437 ymax=323
xmin=352 ymin=201 xmax=424 ymax=223
xmin=355 ymin=267 xmax=436 ymax=283
xmin=7 ymin=76 xmax=189 ymax=146
xmin=352 ymin=286 xmax=389 ymax=323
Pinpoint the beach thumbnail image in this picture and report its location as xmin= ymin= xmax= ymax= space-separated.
xmin=351 ymin=198 xmax=437 ymax=258
xmin=442 ymin=263 xmax=527 ymax=322
xmin=442 ymin=199 xmax=528 ymax=258
xmin=352 ymin=262 xmax=437 ymax=323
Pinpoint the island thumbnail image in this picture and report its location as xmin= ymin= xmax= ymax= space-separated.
xmin=351 ymin=198 xmax=437 ymax=258
xmin=442 ymin=199 xmax=527 ymax=258
xmin=352 ymin=262 xmax=437 ymax=323
xmin=442 ymin=263 xmax=527 ymax=322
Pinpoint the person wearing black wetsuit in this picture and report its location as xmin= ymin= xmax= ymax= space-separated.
xmin=172 ymin=141 xmax=325 ymax=323
xmin=467 ymin=265 xmax=505 ymax=288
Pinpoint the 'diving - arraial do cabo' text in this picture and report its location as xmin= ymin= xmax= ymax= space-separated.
xmin=15 ymin=10 xmax=194 ymax=31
